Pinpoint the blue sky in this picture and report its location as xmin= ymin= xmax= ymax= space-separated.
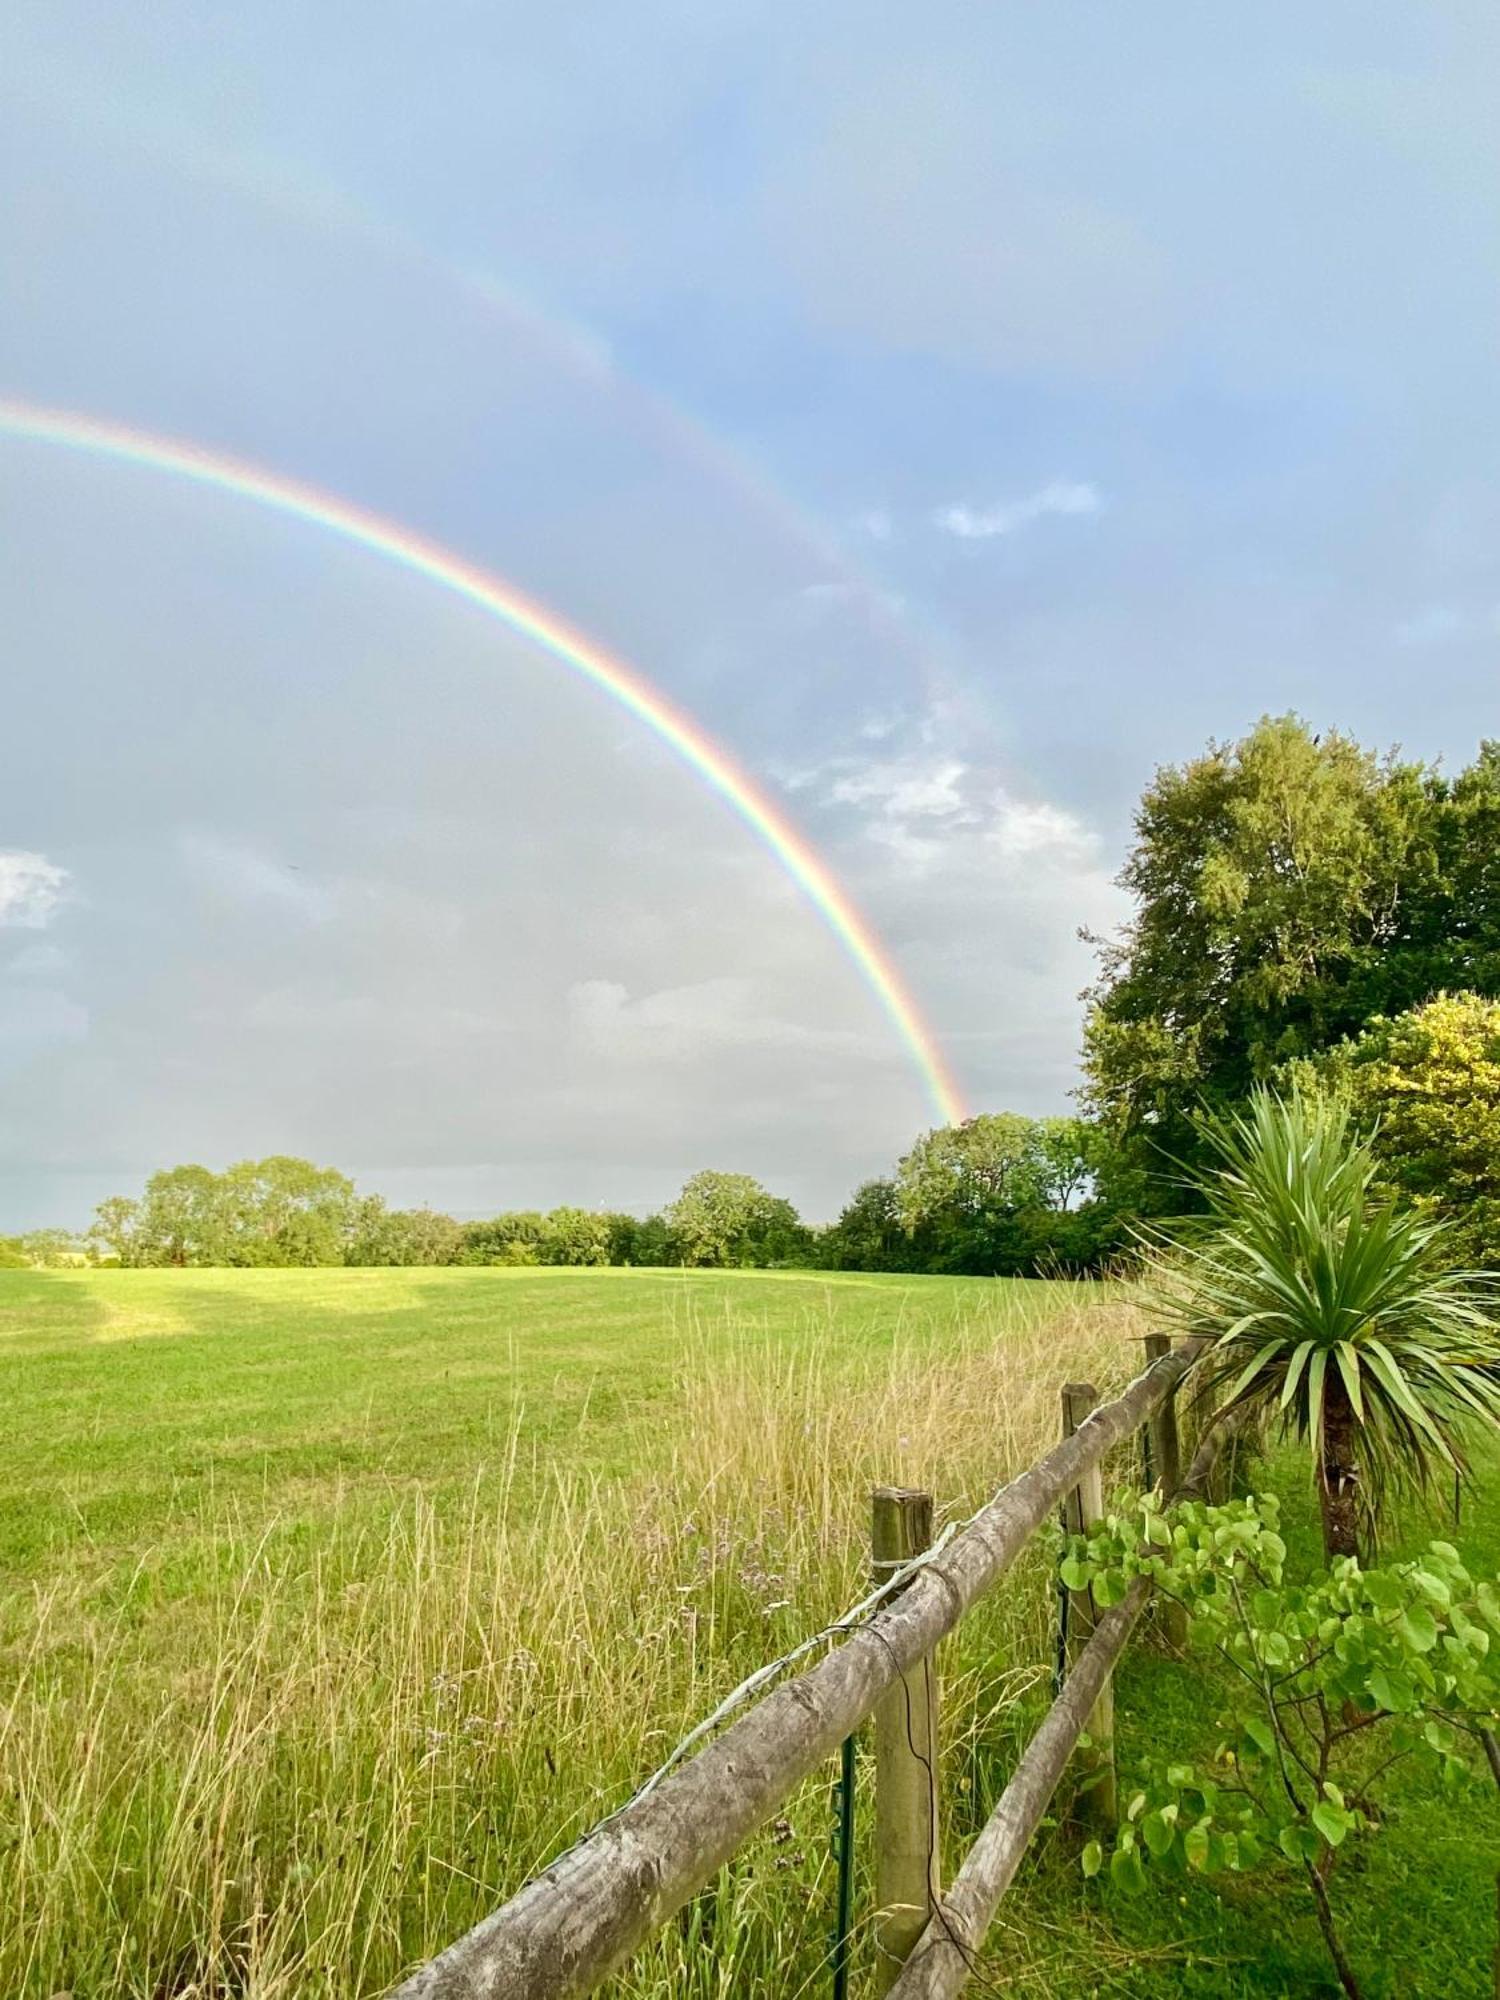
xmin=3 ymin=3 xmax=1498 ymax=1224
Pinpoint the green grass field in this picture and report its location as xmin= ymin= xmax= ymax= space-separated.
xmin=2 ymin=1268 xmax=1497 ymax=1998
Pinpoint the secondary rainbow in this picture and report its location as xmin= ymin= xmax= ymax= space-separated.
xmin=0 ymin=396 xmax=966 ymax=1126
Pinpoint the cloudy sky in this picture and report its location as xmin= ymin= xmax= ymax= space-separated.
xmin=3 ymin=4 xmax=1498 ymax=1226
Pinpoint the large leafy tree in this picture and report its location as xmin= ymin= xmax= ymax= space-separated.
xmin=90 ymin=1157 xmax=360 ymax=1266
xmin=821 ymin=1179 xmax=917 ymax=1273
xmin=219 ymin=1156 xmax=358 ymax=1266
xmin=1410 ymin=742 xmax=1500 ymax=996
xmin=663 ymin=1171 xmax=809 ymax=1268
xmin=1083 ymin=716 xmax=1437 ymax=1175
xmin=347 ymin=1200 xmax=464 ymax=1266
xmin=887 ymin=1113 xmax=1130 ymax=1275
xmin=1159 ymin=1090 xmax=1500 ymax=1560
xmin=537 ymin=1207 xmax=617 ymax=1266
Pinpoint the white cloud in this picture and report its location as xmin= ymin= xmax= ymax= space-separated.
xmin=988 ymin=797 xmax=1098 ymax=864
xmin=856 ymin=508 xmax=894 ymax=542
xmin=567 ymin=976 xmax=875 ymax=1061
xmin=0 ymin=851 xmax=69 ymax=929
xmin=803 ymin=747 xmax=1103 ymax=881
xmin=830 ymin=757 xmax=972 ymax=822
xmin=933 ymin=481 xmax=1103 ymax=540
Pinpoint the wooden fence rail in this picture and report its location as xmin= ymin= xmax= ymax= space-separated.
xmin=887 ymin=1415 xmax=1232 ymax=1999
xmin=391 ymin=1336 xmax=1207 ymax=2000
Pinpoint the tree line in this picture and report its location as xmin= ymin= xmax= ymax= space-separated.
xmin=9 ymin=716 xmax=1499 ymax=1277
xmin=67 ymin=1125 xmax=1107 ymax=1273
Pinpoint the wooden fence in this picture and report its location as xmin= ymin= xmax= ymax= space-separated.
xmin=392 ymin=1334 xmax=1226 ymax=2000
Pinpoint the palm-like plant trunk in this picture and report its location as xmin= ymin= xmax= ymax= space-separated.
xmin=1318 ymin=1370 xmax=1362 ymax=1561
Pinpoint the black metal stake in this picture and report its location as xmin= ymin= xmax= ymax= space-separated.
xmin=1053 ymin=1503 xmax=1071 ymax=1700
xmin=830 ymin=1734 xmax=856 ymax=2000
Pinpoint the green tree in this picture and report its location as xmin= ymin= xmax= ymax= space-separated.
xmin=1158 ymin=1089 xmax=1500 ymax=1559
xmin=219 ymin=1156 xmax=358 ymax=1266
xmin=91 ymin=1158 xmax=361 ymax=1266
xmin=457 ymin=1212 xmax=546 ymax=1265
xmin=663 ymin=1171 xmax=810 ymax=1268
xmin=895 ymin=1112 xmax=1043 ymax=1230
xmin=1067 ymin=1492 xmax=1500 ymax=2000
xmin=128 ymin=1165 xmax=230 ymax=1266
xmin=1084 ymin=716 xmax=1436 ymax=1176
xmin=624 ymin=1213 xmax=675 ymax=1266
xmin=1406 ymin=741 xmax=1500 ymax=998
xmin=89 ymin=1195 xmax=142 ymax=1265
xmin=18 ymin=1228 xmax=84 ymax=1267
xmin=1303 ymin=993 xmax=1500 ymax=1268
xmin=889 ymin=1113 xmax=1126 ymax=1275
xmin=346 ymin=1199 xmax=463 ymax=1265
xmin=537 ymin=1206 xmax=615 ymax=1266
xmin=822 ymin=1179 xmax=916 ymax=1272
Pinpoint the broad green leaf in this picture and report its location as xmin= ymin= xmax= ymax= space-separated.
xmin=1241 ymin=1716 xmax=1277 ymax=1760
xmin=1110 ymin=1845 xmax=1148 ymax=1894
xmin=1363 ymin=1571 xmax=1404 ymax=1612
xmin=1142 ymin=1810 xmax=1176 ymax=1859
xmin=1184 ymin=1823 xmax=1211 ymax=1871
xmin=1401 ymin=1604 xmax=1439 ymax=1654
xmin=1081 ymin=1840 xmax=1103 ymax=1879
xmin=1411 ymin=1569 xmax=1452 ymax=1610
xmin=1311 ymin=1802 xmax=1351 ymax=1847
xmin=1258 ymin=1629 xmax=1291 ymax=1668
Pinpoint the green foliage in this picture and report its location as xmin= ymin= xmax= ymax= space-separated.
xmin=1066 ymin=1490 xmax=1500 ymax=1996
xmin=1158 ymin=1089 xmax=1500 ymax=1554
xmin=870 ymin=1113 xmax=1132 ymax=1276
xmin=1083 ymin=716 xmax=1454 ymax=1179
xmin=346 ymin=1201 xmax=464 ymax=1266
xmin=1298 ymin=993 xmax=1500 ymax=1268
xmin=457 ymin=1211 xmax=545 ymax=1265
xmin=820 ymin=1178 xmax=916 ymax=1272
xmin=90 ymin=1157 xmax=361 ymax=1267
xmin=663 ymin=1170 xmax=811 ymax=1269
xmin=535 ymin=1206 xmax=617 ymax=1266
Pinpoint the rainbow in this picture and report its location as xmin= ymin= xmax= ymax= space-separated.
xmin=0 ymin=396 xmax=966 ymax=1126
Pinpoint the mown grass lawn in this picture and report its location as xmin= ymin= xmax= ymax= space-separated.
xmin=0 ymin=1266 xmax=1035 ymax=1570
xmin=2 ymin=1267 xmax=1497 ymax=1998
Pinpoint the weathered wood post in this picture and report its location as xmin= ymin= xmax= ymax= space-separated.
xmin=1060 ymin=1383 xmax=1118 ymax=1831
xmin=871 ymin=1486 xmax=942 ymax=1993
xmin=1144 ymin=1334 xmax=1190 ymax=1650
xmin=1143 ymin=1334 xmax=1181 ymax=1495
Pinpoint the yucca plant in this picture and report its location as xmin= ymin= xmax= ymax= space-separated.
xmin=1154 ymin=1088 xmax=1500 ymax=1560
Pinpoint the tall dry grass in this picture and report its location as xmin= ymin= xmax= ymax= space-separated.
xmin=0 ymin=1289 xmax=1147 ymax=1998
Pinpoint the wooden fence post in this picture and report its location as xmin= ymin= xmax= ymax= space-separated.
xmin=1143 ymin=1334 xmax=1190 ymax=1650
xmin=1143 ymin=1334 xmax=1181 ymax=1496
xmin=872 ymin=1486 xmax=942 ymax=1993
xmin=1059 ymin=1383 xmax=1118 ymax=1831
